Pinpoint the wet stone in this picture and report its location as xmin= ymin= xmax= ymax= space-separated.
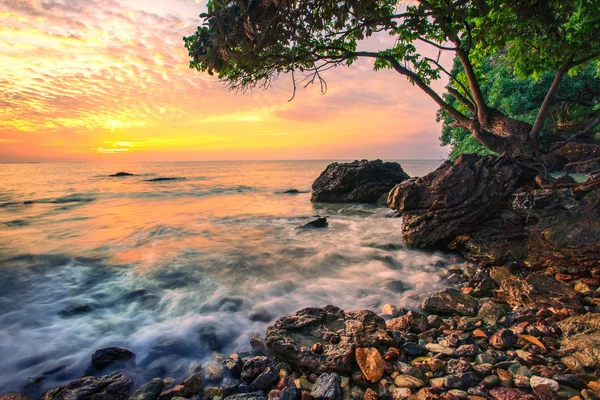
xmin=421 ymin=288 xmax=479 ymax=316
xmin=241 ymin=356 xmax=272 ymax=382
xmin=224 ymin=354 xmax=244 ymax=378
xmin=250 ymin=367 xmax=279 ymax=391
xmin=310 ymin=373 xmax=342 ymax=400
xmin=91 ymin=347 xmax=136 ymax=371
xmin=529 ymin=376 xmax=559 ymax=392
xmin=393 ymin=375 xmax=425 ymax=390
xmin=130 ymin=378 xmax=165 ymax=400
xmin=489 ymin=329 xmax=516 ymax=350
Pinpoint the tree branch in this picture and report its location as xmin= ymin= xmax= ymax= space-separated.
xmin=530 ymin=60 xmax=571 ymax=140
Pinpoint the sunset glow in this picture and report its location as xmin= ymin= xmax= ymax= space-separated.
xmin=0 ymin=0 xmax=449 ymax=162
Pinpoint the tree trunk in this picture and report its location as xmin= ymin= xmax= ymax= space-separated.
xmin=469 ymin=108 xmax=538 ymax=159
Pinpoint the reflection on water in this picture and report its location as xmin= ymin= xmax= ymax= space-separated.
xmin=0 ymin=160 xmax=450 ymax=395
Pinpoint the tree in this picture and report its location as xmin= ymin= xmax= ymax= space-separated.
xmin=439 ymin=54 xmax=600 ymax=159
xmin=184 ymin=0 xmax=600 ymax=158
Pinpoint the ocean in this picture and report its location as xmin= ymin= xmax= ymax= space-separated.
xmin=0 ymin=159 xmax=454 ymax=395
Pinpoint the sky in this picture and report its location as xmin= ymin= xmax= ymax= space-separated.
xmin=0 ymin=0 xmax=451 ymax=162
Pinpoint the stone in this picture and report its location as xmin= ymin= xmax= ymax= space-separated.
xmin=489 ymin=329 xmax=516 ymax=350
xmin=483 ymin=375 xmax=500 ymax=389
xmin=529 ymin=376 xmax=559 ymax=392
xmin=241 ymin=356 xmax=272 ymax=382
xmin=311 ymin=160 xmax=409 ymax=203
xmin=355 ymin=348 xmax=385 ymax=383
xmin=130 ymin=380 xmax=167 ymax=400
xmin=381 ymin=304 xmax=401 ymax=318
xmin=383 ymin=280 xmax=406 ymax=294
xmin=294 ymin=376 xmax=314 ymax=391
xmin=158 ymin=385 xmax=184 ymax=400
xmin=224 ymin=392 xmax=268 ymax=400
xmin=141 ymin=340 xmax=196 ymax=367
xmin=425 ymin=343 xmax=455 ymax=356
xmin=41 ymin=371 xmax=133 ymax=400
xmin=362 ymin=389 xmax=377 ymax=400
xmin=280 ymin=387 xmax=298 ymax=400
xmin=60 ymin=304 xmax=95 ymax=317
xmin=224 ymin=354 xmax=244 ymax=378
xmin=182 ymin=374 xmax=204 ymax=396
xmin=386 ymin=312 xmax=429 ymax=334
xmin=496 ymin=369 xmax=512 ymax=387
xmin=268 ymin=390 xmax=282 ymax=400
xmin=477 ymin=302 xmax=506 ymax=326
xmin=393 ymin=375 xmax=425 ymax=390
xmin=110 ymin=172 xmax=134 ymax=177
xmin=446 ymin=390 xmax=467 ymax=400
xmin=488 ymin=387 xmax=536 ymax=400
xmin=455 ymin=344 xmax=479 ymax=358
xmin=402 ymin=343 xmax=426 ymax=357
xmin=250 ymin=367 xmax=279 ymax=391
xmin=91 ymin=347 xmax=136 ymax=371
xmin=390 ymin=388 xmax=411 ymax=400
xmin=513 ymin=375 xmax=530 ymax=389
xmin=475 ymin=353 xmax=496 ymax=365
xmin=557 ymin=313 xmax=600 ymax=372
xmin=421 ymin=288 xmax=479 ymax=316
xmin=300 ymin=217 xmax=329 ymax=229
xmin=310 ymin=373 xmax=342 ymax=400
xmin=266 ymin=306 xmax=394 ymax=375
xmin=204 ymin=362 xmax=224 ymax=383
xmin=388 ymin=154 xmax=536 ymax=248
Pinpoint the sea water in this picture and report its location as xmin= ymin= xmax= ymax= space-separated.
xmin=0 ymin=160 xmax=453 ymax=394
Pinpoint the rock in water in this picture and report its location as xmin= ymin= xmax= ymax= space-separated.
xmin=311 ymin=160 xmax=409 ymax=203
xmin=265 ymin=305 xmax=394 ymax=375
xmin=355 ymin=348 xmax=384 ymax=383
xmin=41 ymin=371 xmax=133 ymax=400
xmin=421 ymin=288 xmax=479 ymax=316
xmin=310 ymin=373 xmax=342 ymax=400
xmin=387 ymin=154 xmax=536 ymax=248
xmin=299 ymin=217 xmax=328 ymax=229
xmin=109 ymin=172 xmax=134 ymax=177
xmin=91 ymin=347 xmax=136 ymax=371
xmin=130 ymin=378 xmax=165 ymax=400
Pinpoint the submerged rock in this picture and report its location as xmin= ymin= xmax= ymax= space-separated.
xmin=41 ymin=371 xmax=133 ymax=400
xmin=265 ymin=305 xmax=394 ymax=375
xmin=299 ymin=217 xmax=328 ymax=229
xmin=91 ymin=347 xmax=136 ymax=371
xmin=60 ymin=304 xmax=95 ymax=318
xmin=421 ymin=288 xmax=479 ymax=316
xmin=311 ymin=160 xmax=409 ymax=203
xmin=144 ymin=177 xmax=185 ymax=182
xmin=109 ymin=172 xmax=134 ymax=177
xmin=388 ymin=154 xmax=536 ymax=248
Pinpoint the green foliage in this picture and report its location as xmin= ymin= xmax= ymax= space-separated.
xmin=440 ymin=55 xmax=600 ymax=159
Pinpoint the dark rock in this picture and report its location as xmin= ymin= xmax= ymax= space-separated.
xmin=541 ymin=153 xmax=569 ymax=172
xmin=222 ymin=378 xmax=241 ymax=397
xmin=421 ymin=288 xmax=479 ymax=316
xmin=489 ymin=387 xmax=536 ymax=400
xmin=109 ymin=172 xmax=134 ymax=177
xmin=386 ymin=311 xmax=429 ymax=334
xmin=91 ymin=347 xmax=135 ymax=371
xmin=224 ymin=354 xmax=244 ymax=378
xmin=144 ymin=177 xmax=185 ymax=182
xmin=241 ymin=356 xmax=272 ymax=382
xmin=551 ymin=142 xmax=600 ymax=171
xmin=402 ymin=343 xmax=426 ymax=357
xmin=280 ymin=386 xmax=298 ymax=400
xmin=265 ymin=306 xmax=394 ymax=375
xmin=250 ymin=307 xmax=275 ymax=323
xmin=310 ymin=373 xmax=342 ymax=400
xmin=130 ymin=378 xmax=165 ymax=400
xmin=140 ymin=340 xmax=196 ymax=367
xmin=383 ymin=280 xmax=406 ymax=293
xmin=489 ymin=329 xmax=517 ymax=350
xmin=311 ymin=160 xmax=409 ymax=203
xmin=388 ymin=154 xmax=536 ymax=248
xmin=224 ymin=392 xmax=268 ymax=400
xmin=284 ymin=189 xmax=300 ymax=194
xmin=41 ymin=371 xmax=133 ymax=400
xmin=250 ymin=367 xmax=279 ymax=391
xmin=299 ymin=217 xmax=328 ymax=229
xmin=60 ymin=304 xmax=95 ymax=318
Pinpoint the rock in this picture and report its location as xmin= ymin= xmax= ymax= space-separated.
xmin=425 ymin=343 xmax=455 ymax=356
xmin=41 ymin=371 xmax=133 ymax=400
xmin=421 ymin=288 xmax=479 ymax=316
xmin=109 ymin=172 xmax=134 ymax=177
xmin=393 ymin=375 xmax=425 ymax=390
xmin=60 ymin=304 xmax=95 ymax=317
xmin=250 ymin=367 xmax=279 ymax=391
xmin=558 ymin=313 xmax=600 ymax=372
xmin=496 ymin=369 xmax=512 ymax=387
xmin=388 ymin=154 xmax=536 ymax=248
xmin=488 ymin=387 xmax=536 ymax=400
xmin=141 ymin=340 xmax=196 ymax=366
xmin=268 ymin=390 xmax=282 ymax=400
xmin=265 ymin=306 xmax=394 ymax=375
xmin=280 ymin=387 xmax=298 ymax=400
xmin=513 ymin=375 xmax=530 ymax=389
xmin=91 ymin=347 xmax=136 ymax=371
xmin=362 ymin=388 xmax=377 ymax=400
xmin=241 ymin=357 xmax=272 ymax=382
xmin=204 ymin=362 xmax=224 ymax=383
xmin=355 ymin=348 xmax=384 ymax=383
xmin=158 ymin=385 xmax=184 ymax=400
xmin=381 ymin=304 xmax=401 ymax=318
xmin=529 ymin=376 xmax=559 ymax=392
xmin=0 ymin=395 xmax=30 ymax=400
xmin=551 ymin=142 xmax=600 ymax=171
xmin=182 ymin=374 xmax=204 ymax=396
xmin=311 ymin=160 xmax=409 ymax=203
xmin=145 ymin=177 xmax=185 ymax=182
xmin=383 ymin=280 xmax=406 ymax=293
xmin=300 ymin=217 xmax=329 ymax=229
xmin=455 ymin=344 xmax=479 ymax=358
xmin=390 ymin=387 xmax=411 ymax=400
xmin=224 ymin=392 xmax=268 ymax=400
xmin=447 ymin=389 xmax=468 ymax=400
xmin=224 ymin=354 xmax=244 ymax=378
xmin=284 ymin=189 xmax=300 ymax=194
xmin=402 ymin=343 xmax=426 ymax=357
xmin=541 ymin=153 xmax=569 ymax=172
xmin=130 ymin=379 xmax=165 ymax=400
xmin=310 ymin=373 xmax=342 ymax=400
xmin=294 ymin=376 xmax=314 ymax=391
xmin=477 ymin=302 xmax=506 ymax=326
xmin=386 ymin=312 xmax=429 ymax=333
xmin=489 ymin=329 xmax=517 ymax=350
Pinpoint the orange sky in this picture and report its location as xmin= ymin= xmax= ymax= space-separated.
xmin=0 ymin=0 xmax=450 ymax=162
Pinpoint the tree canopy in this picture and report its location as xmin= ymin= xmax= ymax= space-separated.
xmin=184 ymin=0 xmax=600 ymax=158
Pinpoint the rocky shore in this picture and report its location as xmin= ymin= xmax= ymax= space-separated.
xmin=3 ymin=154 xmax=600 ymax=400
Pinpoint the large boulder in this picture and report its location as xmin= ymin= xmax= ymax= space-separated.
xmin=41 ymin=371 xmax=133 ymax=400
xmin=450 ymin=183 xmax=600 ymax=270
xmin=311 ymin=160 xmax=409 ymax=203
xmin=264 ymin=305 xmax=394 ymax=375
xmin=388 ymin=154 xmax=536 ymax=248
xmin=91 ymin=347 xmax=136 ymax=371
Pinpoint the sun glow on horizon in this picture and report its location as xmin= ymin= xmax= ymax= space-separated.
xmin=0 ymin=0 xmax=449 ymax=163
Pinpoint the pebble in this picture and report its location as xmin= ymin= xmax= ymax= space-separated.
xmin=381 ymin=304 xmax=401 ymax=318
xmin=482 ymin=375 xmax=500 ymax=388
xmin=390 ymin=387 xmax=411 ymax=400
xmin=447 ymin=389 xmax=468 ymax=400
xmin=529 ymin=376 xmax=559 ymax=392
xmin=355 ymin=348 xmax=385 ymax=383
xmin=393 ymin=375 xmax=425 ymax=390
xmin=489 ymin=329 xmax=516 ymax=350
xmin=496 ymin=369 xmax=512 ymax=387
xmin=425 ymin=343 xmax=455 ymax=356
xmin=513 ymin=374 xmax=530 ymax=389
